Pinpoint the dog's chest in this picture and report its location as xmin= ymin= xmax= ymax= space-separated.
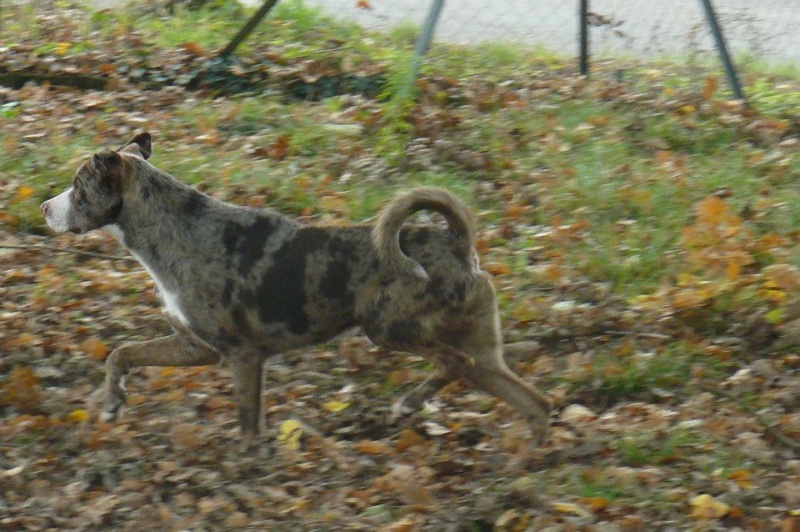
xmin=103 ymin=224 xmax=190 ymax=325
xmin=135 ymin=257 xmax=188 ymax=325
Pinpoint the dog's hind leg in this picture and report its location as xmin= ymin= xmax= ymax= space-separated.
xmin=229 ymin=355 xmax=265 ymax=443
xmin=449 ymin=281 xmax=552 ymax=445
xmin=390 ymin=345 xmax=474 ymax=420
xmin=102 ymin=334 xmax=221 ymax=422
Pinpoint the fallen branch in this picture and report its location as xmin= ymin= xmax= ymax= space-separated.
xmin=0 ymin=71 xmax=108 ymax=90
xmin=0 ymin=243 xmax=135 ymax=263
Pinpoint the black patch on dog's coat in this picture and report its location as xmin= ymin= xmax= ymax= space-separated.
xmin=222 ymin=221 xmax=242 ymax=255
xmin=244 ymin=228 xmax=331 ymax=335
xmin=237 ymin=216 xmax=275 ymax=275
xmin=320 ymin=260 xmax=353 ymax=303
xmin=183 ymin=194 xmax=208 ymax=217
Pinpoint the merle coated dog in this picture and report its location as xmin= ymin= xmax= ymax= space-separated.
xmin=41 ymin=133 xmax=551 ymax=445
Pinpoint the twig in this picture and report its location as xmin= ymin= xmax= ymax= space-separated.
xmin=0 ymin=243 xmax=136 ymax=263
xmin=703 ymin=384 xmax=800 ymax=451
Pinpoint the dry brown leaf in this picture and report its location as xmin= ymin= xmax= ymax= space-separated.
xmin=80 ymin=338 xmax=110 ymax=361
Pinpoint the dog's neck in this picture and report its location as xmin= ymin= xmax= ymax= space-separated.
xmin=103 ymin=169 xmax=215 ymax=292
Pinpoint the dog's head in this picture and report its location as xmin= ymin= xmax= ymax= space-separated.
xmin=41 ymin=133 xmax=152 ymax=234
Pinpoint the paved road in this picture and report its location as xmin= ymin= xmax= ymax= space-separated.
xmin=297 ymin=0 xmax=799 ymax=66
xmin=92 ymin=0 xmax=798 ymax=66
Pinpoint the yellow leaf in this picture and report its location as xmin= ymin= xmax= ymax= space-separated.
xmin=67 ymin=409 xmax=90 ymax=423
xmin=55 ymin=42 xmax=71 ymax=56
xmin=550 ymin=501 xmax=592 ymax=519
xmin=277 ymin=419 xmax=303 ymax=450
xmin=494 ymin=509 xmax=520 ymax=528
xmin=16 ymin=185 xmax=34 ymax=201
xmin=322 ymin=400 xmax=350 ymax=413
xmin=690 ymin=494 xmax=730 ymax=519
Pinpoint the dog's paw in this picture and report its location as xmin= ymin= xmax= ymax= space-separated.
xmin=99 ymin=409 xmax=119 ymax=422
xmin=102 ymin=378 xmax=126 ymax=422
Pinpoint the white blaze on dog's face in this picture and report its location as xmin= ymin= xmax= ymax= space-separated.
xmin=40 ymin=186 xmax=75 ymax=232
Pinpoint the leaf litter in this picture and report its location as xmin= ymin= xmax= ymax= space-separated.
xmin=1 ymin=2 xmax=800 ymax=531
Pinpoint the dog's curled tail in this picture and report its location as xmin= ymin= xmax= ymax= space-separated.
xmin=372 ymin=187 xmax=476 ymax=280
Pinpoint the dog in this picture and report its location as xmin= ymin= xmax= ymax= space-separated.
xmin=41 ymin=133 xmax=551 ymax=445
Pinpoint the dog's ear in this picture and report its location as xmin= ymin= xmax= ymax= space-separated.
xmin=91 ymin=151 xmax=123 ymax=183
xmin=118 ymin=132 xmax=152 ymax=160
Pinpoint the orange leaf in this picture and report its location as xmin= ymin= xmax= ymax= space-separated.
xmin=505 ymin=203 xmax=529 ymax=220
xmin=80 ymin=338 xmax=110 ymax=360
xmin=579 ymin=496 xmax=609 ymax=511
xmin=727 ymin=469 xmax=754 ymax=489
xmin=180 ymin=41 xmax=208 ymax=57
xmin=694 ymin=196 xmax=730 ymax=225
xmin=15 ymin=185 xmax=34 ymax=202
xmin=395 ymin=429 xmax=425 ymax=452
xmin=484 ymin=262 xmax=512 ymax=276
xmin=268 ymin=135 xmax=290 ymax=161
xmin=357 ymin=0 xmax=373 ymax=9
xmin=1 ymin=366 xmax=42 ymax=412
xmin=701 ymin=77 xmax=718 ymax=100
xmin=354 ymin=439 xmax=391 ymax=455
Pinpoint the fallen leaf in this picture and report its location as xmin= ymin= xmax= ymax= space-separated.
xmin=80 ymin=338 xmax=110 ymax=360
xmin=690 ymin=494 xmax=730 ymax=519
xmin=551 ymin=501 xmax=592 ymax=519
xmin=701 ymin=77 xmax=718 ymax=100
xmin=66 ymin=409 xmax=90 ymax=423
xmin=277 ymin=419 xmax=303 ymax=450
xmin=354 ymin=439 xmax=391 ymax=455
xmin=322 ymin=400 xmax=350 ymax=413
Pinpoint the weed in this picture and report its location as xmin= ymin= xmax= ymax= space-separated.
xmin=616 ymin=427 xmax=709 ymax=467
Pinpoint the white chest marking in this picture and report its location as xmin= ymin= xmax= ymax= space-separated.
xmin=102 ymin=224 xmax=189 ymax=325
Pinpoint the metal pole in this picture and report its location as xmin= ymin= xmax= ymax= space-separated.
xmin=698 ymin=0 xmax=744 ymax=100
xmin=219 ymin=0 xmax=281 ymax=59
xmin=579 ymin=0 xmax=589 ymax=75
xmin=415 ymin=0 xmax=446 ymax=56
xmin=400 ymin=0 xmax=445 ymax=99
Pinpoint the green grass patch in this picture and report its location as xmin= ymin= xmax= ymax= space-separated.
xmin=616 ymin=427 xmax=710 ymax=467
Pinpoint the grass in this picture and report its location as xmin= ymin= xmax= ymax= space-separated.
xmin=0 ymin=3 xmax=798 ymax=338
xmin=616 ymin=427 xmax=710 ymax=467
xmin=2 ymin=3 xmax=800 ymax=528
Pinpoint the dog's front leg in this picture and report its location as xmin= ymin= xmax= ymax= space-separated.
xmin=230 ymin=355 xmax=265 ymax=444
xmin=102 ymin=334 xmax=221 ymax=422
